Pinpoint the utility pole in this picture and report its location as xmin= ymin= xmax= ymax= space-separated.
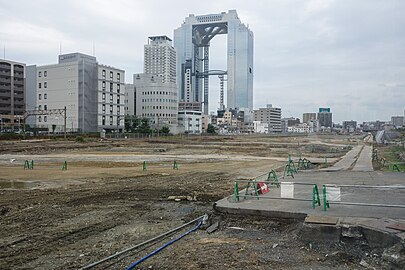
xmin=157 ymin=115 xmax=160 ymax=137
xmin=64 ymin=106 xmax=67 ymax=139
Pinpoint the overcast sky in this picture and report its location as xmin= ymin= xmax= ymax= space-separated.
xmin=1 ymin=0 xmax=404 ymax=123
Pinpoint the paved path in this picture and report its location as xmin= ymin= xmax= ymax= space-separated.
xmin=321 ymin=145 xmax=363 ymax=171
xmin=352 ymin=144 xmax=373 ymax=171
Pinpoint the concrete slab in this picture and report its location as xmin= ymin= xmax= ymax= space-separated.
xmin=216 ymin=171 xmax=405 ymax=220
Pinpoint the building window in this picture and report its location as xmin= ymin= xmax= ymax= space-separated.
xmin=102 ymin=116 xmax=105 ymax=125
xmin=110 ymin=83 xmax=113 ymax=92
xmin=117 ymin=73 xmax=120 ymax=81
xmin=102 ymin=69 xmax=106 ymax=79
xmin=44 ymin=82 xmax=47 ymax=88
xmin=38 ymin=116 xmax=42 ymax=122
xmin=38 ymin=82 xmax=41 ymax=88
xmin=38 ymin=94 xmax=42 ymax=100
xmin=117 ymin=84 xmax=120 ymax=93
xmin=44 ymin=105 xmax=47 ymax=110
xmin=110 ymin=71 xmax=113 ymax=80
xmin=110 ymin=94 xmax=113 ymax=102
xmin=44 ymin=93 xmax=47 ymax=99
xmin=102 ymin=93 xmax=106 ymax=101
xmin=102 ymin=104 xmax=106 ymax=113
xmin=44 ymin=71 xmax=47 ymax=77
xmin=38 ymin=105 xmax=42 ymax=110
xmin=110 ymin=116 xmax=113 ymax=125
xmin=102 ymin=81 xmax=106 ymax=90
xmin=110 ymin=105 xmax=113 ymax=113
xmin=44 ymin=116 xmax=47 ymax=122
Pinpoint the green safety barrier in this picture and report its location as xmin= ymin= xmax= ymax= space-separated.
xmin=322 ymin=185 xmax=330 ymax=211
xmin=143 ymin=161 xmax=147 ymax=171
xmin=173 ymin=160 xmax=179 ymax=170
xmin=372 ymin=149 xmax=378 ymax=161
xmin=297 ymin=158 xmax=312 ymax=170
xmin=244 ymin=180 xmax=260 ymax=200
xmin=288 ymin=155 xmax=298 ymax=173
xmin=392 ymin=164 xmax=401 ymax=172
xmin=283 ymin=164 xmax=295 ymax=178
xmin=62 ymin=161 xmax=68 ymax=171
xmin=233 ymin=181 xmax=240 ymax=202
xmin=312 ymin=184 xmax=321 ymax=209
xmin=233 ymin=180 xmax=260 ymax=202
xmin=267 ymin=170 xmax=279 ymax=187
xmin=24 ymin=160 xmax=34 ymax=170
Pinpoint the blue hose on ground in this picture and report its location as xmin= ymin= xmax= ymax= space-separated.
xmin=125 ymin=219 xmax=203 ymax=270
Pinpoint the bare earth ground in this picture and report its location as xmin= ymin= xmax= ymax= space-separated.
xmin=0 ymin=135 xmax=365 ymax=269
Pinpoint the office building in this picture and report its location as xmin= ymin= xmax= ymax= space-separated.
xmin=27 ymin=53 xmax=125 ymax=133
xmin=391 ymin=116 xmax=404 ymax=128
xmin=343 ymin=120 xmax=357 ymax=132
xmin=317 ymin=108 xmax=333 ymax=128
xmin=144 ymin=36 xmax=176 ymax=84
xmin=253 ymin=104 xmax=282 ymax=133
xmin=178 ymin=110 xmax=202 ymax=134
xmin=130 ymin=36 xmax=178 ymax=131
xmin=281 ymin=117 xmax=300 ymax=133
xmin=174 ymin=10 xmax=253 ymax=113
xmin=134 ymin=73 xmax=178 ymax=125
xmin=125 ymin=83 xmax=135 ymax=116
xmin=0 ymin=60 xmax=25 ymax=129
xmin=97 ymin=65 xmax=125 ymax=132
xmin=303 ymin=113 xmax=316 ymax=123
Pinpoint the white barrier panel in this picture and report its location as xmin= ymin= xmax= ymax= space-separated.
xmin=327 ymin=186 xmax=341 ymax=201
xmin=281 ymin=182 xmax=294 ymax=198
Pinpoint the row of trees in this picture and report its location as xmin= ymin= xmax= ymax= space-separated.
xmin=125 ymin=115 xmax=217 ymax=135
xmin=124 ymin=115 xmax=170 ymax=135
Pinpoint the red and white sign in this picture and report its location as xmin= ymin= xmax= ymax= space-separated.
xmin=256 ymin=182 xmax=269 ymax=194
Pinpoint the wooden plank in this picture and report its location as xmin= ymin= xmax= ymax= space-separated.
xmin=305 ymin=215 xmax=338 ymax=225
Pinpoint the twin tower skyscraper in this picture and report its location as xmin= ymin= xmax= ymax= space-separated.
xmin=173 ymin=10 xmax=254 ymax=114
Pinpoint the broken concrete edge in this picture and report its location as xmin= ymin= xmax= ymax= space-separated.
xmin=213 ymin=202 xmax=307 ymax=221
xmin=213 ymin=202 xmax=403 ymax=248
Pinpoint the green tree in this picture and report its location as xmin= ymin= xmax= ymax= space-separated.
xmin=125 ymin=115 xmax=141 ymax=133
xmin=160 ymin=126 xmax=170 ymax=135
xmin=139 ymin=118 xmax=151 ymax=134
xmin=207 ymin=124 xmax=216 ymax=134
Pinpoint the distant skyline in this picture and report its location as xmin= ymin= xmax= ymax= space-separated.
xmin=1 ymin=0 xmax=404 ymax=123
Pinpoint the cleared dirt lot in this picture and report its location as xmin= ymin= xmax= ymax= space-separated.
xmin=0 ymin=135 xmax=364 ymax=269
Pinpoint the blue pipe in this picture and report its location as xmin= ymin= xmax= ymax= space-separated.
xmin=126 ymin=220 xmax=203 ymax=270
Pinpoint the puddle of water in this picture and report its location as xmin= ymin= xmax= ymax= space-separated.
xmin=0 ymin=181 xmax=37 ymax=189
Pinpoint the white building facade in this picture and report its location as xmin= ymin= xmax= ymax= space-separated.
xmin=134 ymin=73 xmax=178 ymax=126
xmin=144 ymin=36 xmax=176 ymax=84
xmin=97 ymin=65 xmax=125 ymax=132
xmin=178 ymin=110 xmax=202 ymax=134
xmin=28 ymin=53 xmax=125 ymax=133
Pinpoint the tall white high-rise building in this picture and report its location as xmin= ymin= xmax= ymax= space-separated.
xmin=174 ymin=10 xmax=254 ymax=114
xmin=126 ymin=35 xmax=178 ymax=131
xmin=144 ymin=36 xmax=176 ymax=84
